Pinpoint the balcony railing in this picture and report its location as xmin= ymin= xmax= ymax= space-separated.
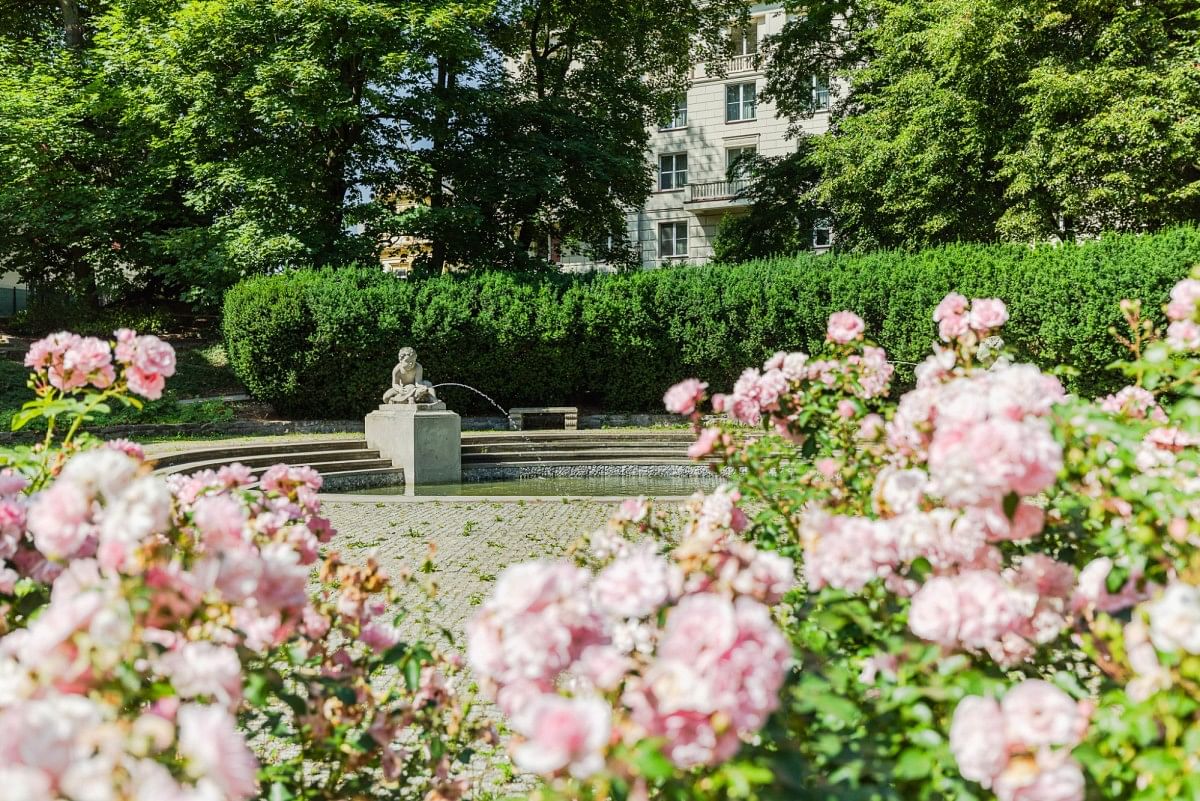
xmin=687 ymin=178 xmax=752 ymax=203
xmin=727 ymin=53 xmax=757 ymax=73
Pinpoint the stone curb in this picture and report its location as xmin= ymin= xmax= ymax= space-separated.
xmin=319 ymin=493 xmax=690 ymax=504
xmin=0 ymin=413 xmax=708 ymax=444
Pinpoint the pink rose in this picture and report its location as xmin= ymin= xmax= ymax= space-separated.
xmin=26 ymin=481 xmax=93 ymax=560
xmin=688 ymin=427 xmax=721 ymax=459
xmin=511 ymin=694 xmax=611 ymax=778
xmin=826 ymin=311 xmax=866 ymax=344
xmin=950 ymin=695 xmax=1009 ymax=785
xmin=1167 ymin=278 xmax=1200 ymax=320
xmin=592 ymin=544 xmax=676 ymax=619
xmin=113 ymin=331 xmax=176 ymax=400
xmin=1000 ymin=680 xmax=1089 ymax=749
xmin=0 ymin=470 xmax=27 ymax=496
xmin=908 ymin=571 xmax=1029 ymax=652
xmin=1072 ymin=558 xmax=1123 ymax=613
xmin=872 ymin=467 xmax=928 ymax=517
xmin=125 ymin=367 xmax=165 ymax=401
xmin=1167 ymin=319 xmax=1200 ymax=350
xmin=630 ymin=595 xmax=790 ymax=767
xmin=61 ymin=336 xmax=115 ymax=390
xmin=24 ymin=332 xmax=72 ymax=370
xmin=361 ymin=621 xmax=403 ymax=653
xmin=301 ymin=607 xmax=331 ymax=639
xmin=802 ymin=514 xmax=898 ymax=592
xmin=616 ymin=497 xmax=649 ymax=523
xmin=755 ymin=368 xmax=789 ymax=411
xmin=938 ymin=312 xmax=970 ymax=341
xmin=158 ymin=642 xmax=243 ymax=705
xmin=663 ymin=378 xmax=708 ymax=416
xmin=103 ymin=438 xmax=145 ymax=460
xmin=575 ymin=645 xmax=632 ymax=691
xmin=1100 ymin=386 xmax=1166 ymax=421
xmin=858 ymin=413 xmax=884 ymax=439
xmin=993 ymin=754 xmax=1085 ymax=801
xmin=176 ymin=704 xmax=259 ymax=799
xmin=934 ymin=293 xmax=969 ymax=322
xmin=969 ymin=298 xmax=1009 ymax=332
xmin=763 ymin=351 xmax=787 ymax=371
xmin=466 ymin=561 xmax=601 ymax=687
xmin=192 ymin=494 xmax=248 ymax=550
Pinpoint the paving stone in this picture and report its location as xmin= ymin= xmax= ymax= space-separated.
xmin=322 ymin=497 xmax=630 ymax=796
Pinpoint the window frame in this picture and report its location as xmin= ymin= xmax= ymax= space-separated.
xmin=659 ymin=93 xmax=688 ymax=131
xmin=726 ymin=145 xmax=757 ymax=179
xmin=730 ymin=22 xmax=758 ymax=56
xmin=812 ymin=218 xmax=833 ymax=249
xmin=725 ymin=82 xmax=757 ymax=123
xmin=812 ymin=75 xmax=831 ymax=111
xmin=659 ymin=221 xmax=689 ymax=260
xmin=658 ymin=152 xmax=688 ymax=191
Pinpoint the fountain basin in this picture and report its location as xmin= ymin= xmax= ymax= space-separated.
xmin=337 ymin=465 xmax=720 ymax=498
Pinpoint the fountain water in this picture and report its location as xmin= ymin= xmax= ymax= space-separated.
xmin=432 ymin=383 xmax=514 ymax=427
xmin=432 ymin=382 xmax=546 ymax=464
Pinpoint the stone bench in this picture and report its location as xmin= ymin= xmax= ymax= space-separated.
xmin=508 ymin=406 xmax=579 ymax=431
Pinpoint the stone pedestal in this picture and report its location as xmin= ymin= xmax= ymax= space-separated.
xmin=364 ymin=402 xmax=461 ymax=487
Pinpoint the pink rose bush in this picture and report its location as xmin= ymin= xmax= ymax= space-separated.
xmin=22 ymin=329 xmax=174 ymax=402
xmin=468 ymin=488 xmax=793 ymax=790
xmin=11 ymin=330 xmax=180 ymax=484
xmin=649 ymin=275 xmax=1200 ymax=800
xmin=0 ymin=334 xmax=489 ymax=801
xmin=665 ymin=312 xmax=894 ymax=441
xmin=950 ymin=681 xmax=1091 ymax=801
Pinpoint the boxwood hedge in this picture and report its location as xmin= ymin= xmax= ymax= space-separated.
xmin=223 ymin=228 xmax=1200 ymax=418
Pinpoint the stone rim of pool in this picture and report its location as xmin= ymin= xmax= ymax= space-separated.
xmin=325 ymin=471 xmax=722 ymax=499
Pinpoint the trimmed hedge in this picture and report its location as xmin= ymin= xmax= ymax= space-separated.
xmin=223 ymin=228 xmax=1200 ymax=418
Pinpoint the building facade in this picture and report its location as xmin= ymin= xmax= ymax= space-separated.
xmin=564 ymin=3 xmax=830 ymax=271
xmin=0 ymin=270 xmax=27 ymax=318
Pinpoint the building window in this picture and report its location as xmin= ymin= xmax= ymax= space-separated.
xmin=731 ymin=22 xmax=758 ymax=56
xmin=812 ymin=75 xmax=830 ymax=110
xmin=660 ymin=93 xmax=687 ymax=130
xmin=726 ymin=145 xmax=757 ymax=179
xmin=726 ymin=82 xmax=756 ymax=122
xmin=659 ymin=221 xmax=688 ymax=259
xmin=659 ymin=153 xmax=688 ymax=191
xmin=813 ymin=218 xmax=833 ymax=248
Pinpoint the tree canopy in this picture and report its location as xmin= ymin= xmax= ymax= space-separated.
xmin=0 ymin=0 xmax=743 ymax=305
xmin=755 ymin=0 xmax=1200 ymax=253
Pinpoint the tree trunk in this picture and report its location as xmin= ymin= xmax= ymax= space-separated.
xmin=427 ymin=57 xmax=456 ymax=276
xmin=59 ymin=0 xmax=83 ymax=50
xmin=315 ymin=52 xmax=366 ymax=266
xmin=320 ymin=148 xmax=349 ymax=263
xmin=61 ymin=0 xmax=102 ymax=309
xmin=68 ymin=247 xmax=100 ymax=311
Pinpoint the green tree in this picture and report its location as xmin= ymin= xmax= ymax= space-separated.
xmin=711 ymin=139 xmax=824 ymax=263
xmin=97 ymin=0 xmax=479 ymax=304
xmin=2 ymin=0 xmax=753 ymax=304
xmin=0 ymin=0 xmax=188 ymax=308
xmin=393 ymin=0 xmax=747 ymax=274
xmin=997 ymin=0 xmax=1200 ymax=239
xmin=761 ymin=0 xmax=1200 ymax=250
xmin=763 ymin=0 xmax=1032 ymax=251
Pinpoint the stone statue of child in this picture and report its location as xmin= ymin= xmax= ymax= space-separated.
xmin=382 ymin=346 xmax=439 ymax=405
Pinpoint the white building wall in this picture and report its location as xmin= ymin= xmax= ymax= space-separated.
xmin=563 ymin=3 xmax=830 ymax=271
